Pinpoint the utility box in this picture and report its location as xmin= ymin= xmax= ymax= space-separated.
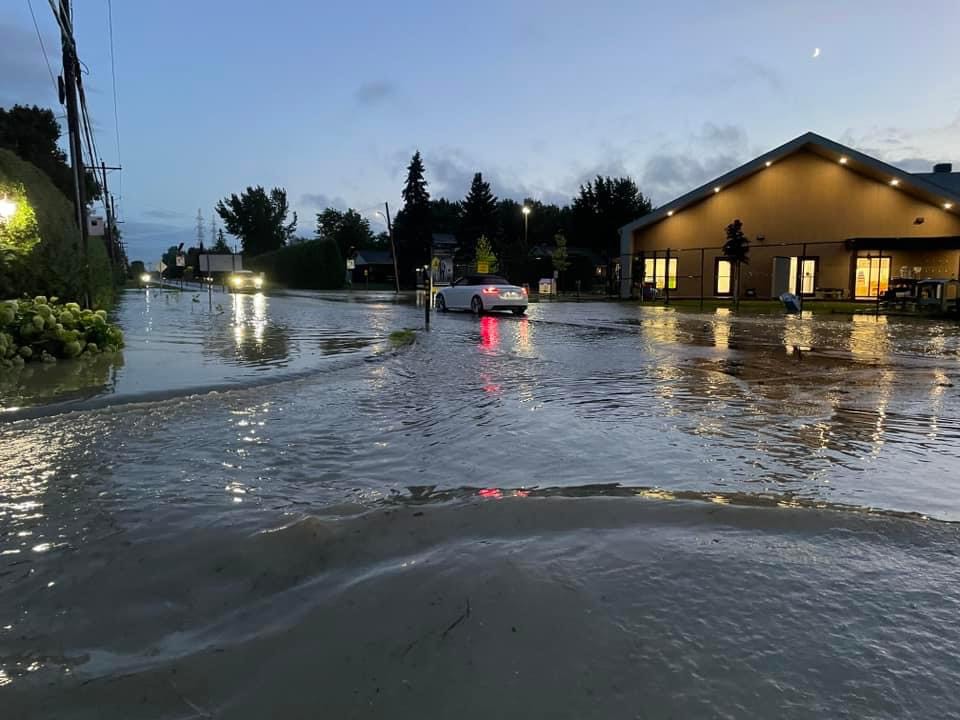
xmin=88 ymin=215 xmax=105 ymax=237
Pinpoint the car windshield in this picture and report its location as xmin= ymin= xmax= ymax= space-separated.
xmin=467 ymin=276 xmax=510 ymax=285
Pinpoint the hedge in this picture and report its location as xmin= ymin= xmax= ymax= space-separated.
xmin=247 ymin=239 xmax=343 ymax=290
xmin=0 ymin=148 xmax=114 ymax=307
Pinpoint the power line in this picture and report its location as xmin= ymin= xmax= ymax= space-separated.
xmin=26 ymin=0 xmax=57 ymax=93
xmin=106 ymin=0 xmax=121 ymax=201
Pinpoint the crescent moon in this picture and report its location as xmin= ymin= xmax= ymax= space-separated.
xmin=812 ymin=48 xmax=821 ymax=58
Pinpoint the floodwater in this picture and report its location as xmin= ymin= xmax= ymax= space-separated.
xmin=3 ymin=288 xmax=960 ymax=718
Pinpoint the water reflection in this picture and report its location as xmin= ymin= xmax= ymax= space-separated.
xmin=783 ymin=314 xmax=814 ymax=353
xmin=849 ymin=314 xmax=890 ymax=359
xmin=0 ymin=353 xmax=123 ymax=410
xmin=712 ymin=308 xmax=732 ymax=350
xmin=203 ymin=293 xmax=292 ymax=366
xmin=479 ymin=315 xmax=500 ymax=354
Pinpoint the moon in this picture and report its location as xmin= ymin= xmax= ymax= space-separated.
xmin=812 ymin=47 xmax=821 ymax=58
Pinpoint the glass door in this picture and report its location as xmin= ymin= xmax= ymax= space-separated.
xmin=855 ymin=256 xmax=891 ymax=299
xmin=788 ymin=257 xmax=817 ymax=296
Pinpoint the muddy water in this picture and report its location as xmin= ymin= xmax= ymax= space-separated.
xmin=3 ymin=290 xmax=960 ymax=718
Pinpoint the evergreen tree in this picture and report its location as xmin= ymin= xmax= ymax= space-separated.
xmin=459 ymin=172 xmax=499 ymax=260
xmin=722 ymin=218 xmax=750 ymax=310
xmin=212 ymin=229 xmax=231 ymax=253
xmin=572 ymin=176 xmax=652 ymax=290
xmin=394 ymin=151 xmax=432 ymax=283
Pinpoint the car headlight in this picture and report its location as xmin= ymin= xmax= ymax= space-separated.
xmin=231 ymin=277 xmax=242 ymax=286
xmin=254 ymin=278 xmax=263 ymax=288
xmin=140 ymin=273 xmax=151 ymax=283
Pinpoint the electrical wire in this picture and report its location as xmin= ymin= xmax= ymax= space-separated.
xmin=26 ymin=0 xmax=58 ymax=94
xmin=106 ymin=0 xmax=122 ymax=204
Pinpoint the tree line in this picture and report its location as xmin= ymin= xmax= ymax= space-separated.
xmin=213 ymin=151 xmax=653 ymax=290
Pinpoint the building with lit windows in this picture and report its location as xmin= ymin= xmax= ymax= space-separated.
xmin=618 ymin=132 xmax=960 ymax=301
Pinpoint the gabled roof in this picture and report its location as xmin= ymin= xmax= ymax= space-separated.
xmin=620 ymin=131 xmax=960 ymax=236
xmin=355 ymin=249 xmax=393 ymax=265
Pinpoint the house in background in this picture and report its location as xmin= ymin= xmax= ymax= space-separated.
xmin=351 ymin=248 xmax=395 ymax=285
xmin=619 ymin=132 xmax=960 ymax=300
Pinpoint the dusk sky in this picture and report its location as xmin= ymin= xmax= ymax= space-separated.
xmin=3 ymin=0 xmax=959 ymax=260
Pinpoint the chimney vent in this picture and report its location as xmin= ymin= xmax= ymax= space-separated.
xmin=934 ymin=163 xmax=953 ymax=173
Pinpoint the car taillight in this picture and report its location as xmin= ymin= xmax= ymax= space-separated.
xmin=482 ymin=287 xmax=499 ymax=295
xmin=521 ymin=287 xmax=528 ymax=295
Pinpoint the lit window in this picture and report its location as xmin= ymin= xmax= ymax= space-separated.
xmin=855 ymin=256 xmax=890 ymax=299
xmin=716 ymin=259 xmax=732 ymax=295
xmin=643 ymin=258 xmax=678 ymax=290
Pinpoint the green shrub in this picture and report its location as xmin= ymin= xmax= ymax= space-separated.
xmin=0 ymin=296 xmax=123 ymax=367
xmin=0 ymin=149 xmax=115 ymax=306
xmin=247 ymin=239 xmax=343 ymax=290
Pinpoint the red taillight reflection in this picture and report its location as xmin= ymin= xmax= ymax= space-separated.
xmin=479 ymin=488 xmax=502 ymax=499
xmin=482 ymin=287 xmax=499 ymax=295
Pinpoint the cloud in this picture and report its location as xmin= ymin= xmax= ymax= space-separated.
xmin=354 ymin=81 xmax=394 ymax=106
xmin=0 ymin=23 xmax=59 ymax=105
xmin=731 ymin=56 xmax=782 ymax=93
xmin=121 ymin=219 xmax=191 ymax=261
xmin=142 ymin=208 xmax=188 ymax=220
xmin=641 ymin=123 xmax=751 ymax=203
xmin=299 ymin=193 xmax=347 ymax=210
xmin=841 ymin=116 xmax=960 ymax=174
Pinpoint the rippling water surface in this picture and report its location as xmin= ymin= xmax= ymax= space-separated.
xmin=3 ymin=289 xmax=960 ymax=718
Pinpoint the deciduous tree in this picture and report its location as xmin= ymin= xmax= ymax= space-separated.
xmin=215 ymin=186 xmax=297 ymax=256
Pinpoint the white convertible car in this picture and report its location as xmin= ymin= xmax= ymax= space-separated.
xmin=435 ymin=275 xmax=528 ymax=315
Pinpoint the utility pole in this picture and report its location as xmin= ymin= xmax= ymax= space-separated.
xmin=209 ymin=213 xmax=217 ymax=251
xmin=100 ymin=161 xmax=114 ymax=265
xmin=384 ymin=202 xmax=400 ymax=294
xmin=59 ymin=0 xmax=90 ymax=305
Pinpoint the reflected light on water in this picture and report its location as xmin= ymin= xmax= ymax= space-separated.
xmin=712 ymin=308 xmax=732 ymax=350
xmin=783 ymin=315 xmax=814 ymax=353
xmin=849 ymin=314 xmax=890 ymax=359
xmin=479 ymin=316 xmax=500 ymax=353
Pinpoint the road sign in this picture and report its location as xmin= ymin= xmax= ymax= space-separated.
xmin=175 ymin=255 xmax=186 ymax=267
xmin=158 ymin=261 xmax=167 ymax=273
xmin=346 ymin=258 xmax=356 ymax=270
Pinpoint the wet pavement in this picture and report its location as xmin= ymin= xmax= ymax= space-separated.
xmin=2 ymin=288 xmax=960 ymax=718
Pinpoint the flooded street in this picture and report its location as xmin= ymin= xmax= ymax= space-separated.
xmin=3 ymin=289 xmax=960 ymax=717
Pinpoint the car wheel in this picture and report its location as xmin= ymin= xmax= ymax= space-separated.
xmin=436 ymin=294 xmax=447 ymax=312
xmin=512 ymin=307 xmax=527 ymax=316
xmin=471 ymin=296 xmax=483 ymax=315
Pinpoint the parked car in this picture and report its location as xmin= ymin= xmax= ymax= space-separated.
xmin=436 ymin=275 xmax=527 ymax=315
xmin=228 ymin=270 xmax=264 ymax=293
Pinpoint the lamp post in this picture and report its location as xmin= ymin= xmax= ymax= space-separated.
xmin=375 ymin=204 xmax=401 ymax=294
xmin=0 ymin=196 xmax=16 ymax=222
xmin=522 ymin=205 xmax=531 ymax=247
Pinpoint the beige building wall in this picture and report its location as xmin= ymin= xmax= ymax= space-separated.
xmin=630 ymin=150 xmax=960 ymax=298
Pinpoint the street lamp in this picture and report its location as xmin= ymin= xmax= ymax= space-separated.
xmin=0 ymin=196 xmax=16 ymax=222
xmin=374 ymin=204 xmax=401 ymax=294
xmin=522 ymin=205 xmax=531 ymax=246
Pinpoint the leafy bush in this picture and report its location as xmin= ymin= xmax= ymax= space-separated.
xmin=247 ymin=239 xmax=343 ymax=290
xmin=0 ymin=296 xmax=123 ymax=367
xmin=0 ymin=148 xmax=115 ymax=306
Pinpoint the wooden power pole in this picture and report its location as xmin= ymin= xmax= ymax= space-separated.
xmin=58 ymin=0 xmax=91 ymax=305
